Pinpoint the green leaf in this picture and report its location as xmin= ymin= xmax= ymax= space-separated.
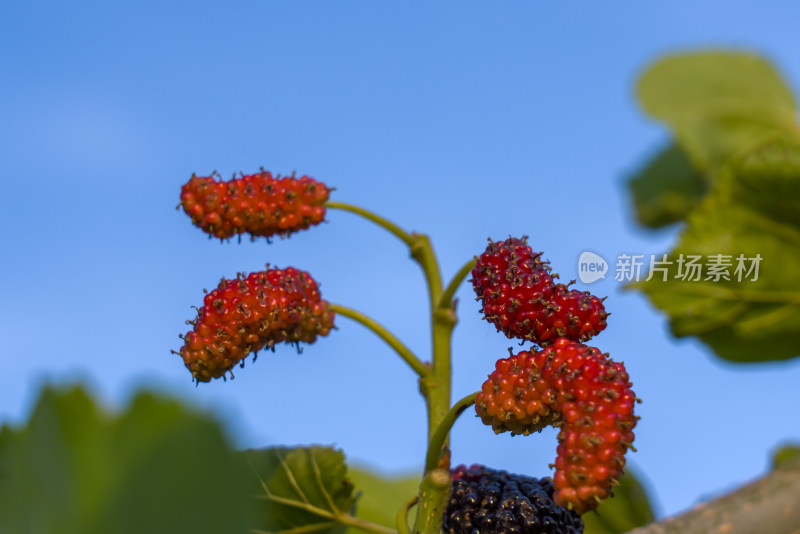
xmin=637 ymin=51 xmax=799 ymax=169
xmin=638 ymin=51 xmax=796 ymax=121
xmin=243 ymin=446 xmax=357 ymax=534
xmin=628 ymin=143 xmax=708 ymax=228
xmin=582 ymin=469 xmax=655 ymax=534
xmin=635 ymin=140 xmax=800 ymax=362
xmin=346 ymin=468 xmax=420 ymax=533
xmin=670 ymin=112 xmax=798 ymax=173
xmin=772 ymin=444 xmax=800 ymax=470
xmin=0 ymin=385 xmax=250 ymax=534
xmin=725 ymin=139 xmax=800 ymax=228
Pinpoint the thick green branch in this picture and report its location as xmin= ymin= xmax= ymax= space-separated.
xmin=421 ymin=308 xmax=456 ymax=441
xmin=438 ymin=258 xmax=476 ymax=310
xmin=424 ymin=392 xmax=478 ymax=473
xmin=330 ymin=303 xmax=428 ymax=377
xmin=412 ymin=469 xmax=451 ymax=534
xmin=411 ymin=235 xmax=455 ymax=534
xmin=326 ymin=201 xmax=415 ymax=247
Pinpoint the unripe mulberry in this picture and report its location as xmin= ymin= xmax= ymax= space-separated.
xmin=475 ymin=338 xmax=638 ymax=514
xmin=179 ymin=171 xmax=330 ymax=240
xmin=176 ymin=267 xmax=335 ymax=383
xmin=444 ymin=464 xmax=584 ymax=534
xmin=472 ymin=237 xmax=608 ymax=346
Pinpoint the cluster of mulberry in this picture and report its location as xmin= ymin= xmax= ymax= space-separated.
xmin=172 ymin=164 xmax=640 ymax=531
xmin=177 ymin=267 xmax=334 ymax=383
xmin=472 ymin=237 xmax=608 ymax=346
xmin=475 ymin=339 xmax=638 ymax=514
xmin=470 ymin=237 xmax=638 ymax=515
xmin=179 ymin=171 xmax=330 ymax=240
xmin=444 ymin=465 xmax=584 ymax=534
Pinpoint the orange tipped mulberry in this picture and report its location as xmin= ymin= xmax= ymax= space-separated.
xmin=475 ymin=338 xmax=637 ymax=514
xmin=180 ymin=170 xmax=330 ymax=241
xmin=176 ymin=267 xmax=335 ymax=383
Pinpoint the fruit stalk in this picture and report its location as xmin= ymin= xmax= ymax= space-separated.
xmin=328 ymin=304 xmax=428 ymax=377
xmin=326 ymin=201 xmax=415 ymax=247
xmin=424 ymin=392 xmax=478 ymax=473
xmin=438 ymin=259 xmax=476 ymax=310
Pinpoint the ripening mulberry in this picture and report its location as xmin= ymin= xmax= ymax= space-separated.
xmin=176 ymin=267 xmax=335 ymax=383
xmin=444 ymin=464 xmax=584 ymax=534
xmin=179 ymin=171 xmax=330 ymax=240
xmin=475 ymin=338 xmax=638 ymax=514
xmin=538 ymin=285 xmax=609 ymax=345
xmin=472 ymin=237 xmax=608 ymax=345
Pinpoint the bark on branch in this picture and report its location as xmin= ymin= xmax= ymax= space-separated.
xmin=626 ymin=456 xmax=800 ymax=534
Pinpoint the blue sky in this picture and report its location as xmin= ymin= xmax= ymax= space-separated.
xmin=3 ymin=0 xmax=800 ymax=519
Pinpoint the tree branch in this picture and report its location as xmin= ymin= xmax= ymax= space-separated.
xmin=626 ymin=456 xmax=800 ymax=534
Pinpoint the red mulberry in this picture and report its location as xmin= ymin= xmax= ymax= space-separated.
xmin=475 ymin=338 xmax=638 ymax=514
xmin=179 ymin=170 xmax=330 ymax=241
xmin=176 ymin=267 xmax=335 ymax=383
xmin=538 ymin=285 xmax=609 ymax=344
xmin=472 ymin=237 xmax=608 ymax=346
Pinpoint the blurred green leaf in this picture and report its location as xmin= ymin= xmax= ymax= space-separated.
xmin=0 ymin=386 xmax=250 ymax=534
xmin=668 ymin=111 xmax=798 ymax=174
xmin=582 ymin=469 xmax=655 ymax=534
xmin=635 ymin=140 xmax=800 ymax=362
xmin=637 ymin=51 xmax=799 ymax=170
xmin=243 ymin=446 xmax=357 ymax=534
xmin=638 ymin=51 xmax=796 ymax=120
xmin=346 ymin=467 xmax=420 ymax=533
xmin=628 ymin=143 xmax=707 ymax=228
xmin=772 ymin=444 xmax=800 ymax=470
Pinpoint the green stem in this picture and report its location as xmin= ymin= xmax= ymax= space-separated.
xmin=424 ymin=392 xmax=478 ymax=473
xmin=412 ymin=469 xmax=452 ymax=534
xmin=417 ymin=308 xmax=455 ymax=463
xmin=327 ymin=203 xmax=457 ymax=534
xmin=406 ymin=233 xmax=448 ymax=436
xmin=326 ymin=201 xmax=415 ymax=247
xmin=330 ymin=303 xmax=428 ymax=378
xmin=438 ymin=258 xmax=476 ymax=310
xmin=409 ymin=234 xmax=444 ymax=310
xmin=396 ymin=495 xmax=417 ymax=534
xmin=413 ymin=236 xmax=458 ymax=534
